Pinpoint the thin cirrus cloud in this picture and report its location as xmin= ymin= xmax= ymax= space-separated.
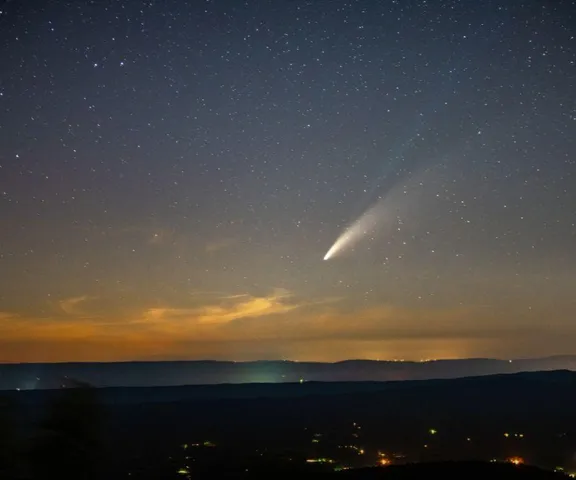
xmin=58 ymin=295 xmax=97 ymax=315
xmin=143 ymin=288 xmax=297 ymax=327
xmin=0 ymin=289 xmax=303 ymax=362
xmin=0 ymin=291 xmax=566 ymax=363
xmin=205 ymin=238 xmax=237 ymax=254
xmin=0 ymin=288 xmax=300 ymax=339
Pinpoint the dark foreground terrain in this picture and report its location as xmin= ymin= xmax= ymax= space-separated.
xmin=326 ymin=462 xmax=568 ymax=479
xmin=3 ymin=370 xmax=576 ymax=479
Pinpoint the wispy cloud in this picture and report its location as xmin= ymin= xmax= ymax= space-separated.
xmin=0 ymin=292 xmax=567 ymax=363
xmin=59 ymin=295 xmax=96 ymax=315
xmin=73 ymin=224 xmax=177 ymax=246
xmin=0 ymin=312 xmax=15 ymax=321
xmin=143 ymin=288 xmax=296 ymax=326
xmin=205 ymin=238 xmax=236 ymax=254
xmin=189 ymin=290 xmax=234 ymax=298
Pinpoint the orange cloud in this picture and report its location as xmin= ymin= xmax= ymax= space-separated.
xmin=59 ymin=295 xmax=96 ymax=315
xmin=144 ymin=289 xmax=295 ymax=322
xmin=0 ymin=291 xmax=566 ymax=363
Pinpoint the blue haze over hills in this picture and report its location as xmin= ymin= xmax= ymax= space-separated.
xmin=2 ymin=356 xmax=576 ymax=391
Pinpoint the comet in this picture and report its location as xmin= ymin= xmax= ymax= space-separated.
xmin=323 ymin=165 xmax=438 ymax=261
xmin=323 ymin=201 xmax=386 ymax=260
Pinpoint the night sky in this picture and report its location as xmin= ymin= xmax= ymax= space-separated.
xmin=0 ymin=0 xmax=575 ymax=363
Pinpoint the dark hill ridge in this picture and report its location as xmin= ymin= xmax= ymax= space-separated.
xmin=212 ymin=462 xmax=570 ymax=479
xmin=6 ymin=374 xmax=576 ymax=478
xmin=5 ymin=369 xmax=576 ymax=406
xmin=332 ymin=462 xmax=569 ymax=479
xmin=2 ymin=356 xmax=576 ymax=390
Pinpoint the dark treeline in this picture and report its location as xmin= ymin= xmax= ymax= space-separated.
xmin=0 ymin=381 xmax=102 ymax=480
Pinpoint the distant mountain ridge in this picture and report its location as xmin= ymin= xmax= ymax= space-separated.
xmin=3 ymin=369 xmax=575 ymax=407
xmin=2 ymin=355 xmax=576 ymax=390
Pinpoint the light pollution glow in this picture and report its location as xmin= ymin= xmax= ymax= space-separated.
xmin=0 ymin=290 xmax=552 ymax=363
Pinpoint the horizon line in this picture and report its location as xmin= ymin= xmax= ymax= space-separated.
xmin=1 ymin=354 xmax=576 ymax=366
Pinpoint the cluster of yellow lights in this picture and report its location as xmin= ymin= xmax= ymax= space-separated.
xmin=507 ymin=457 xmax=524 ymax=465
xmin=182 ymin=441 xmax=215 ymax=449
xmin=334 ymin=466 xmax=351 ymax=472
xmin=376 ymin=450 xmax=392 ymax=466
xmin=306 ymin=458 xmax=334 ymax=464
xmin=339 ymin=445 xmax=364 ymax=454
xmin=557 ymin=467 xmax=576 ymax=478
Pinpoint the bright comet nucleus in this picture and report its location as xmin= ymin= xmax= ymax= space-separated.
xmin=323 ymin=202 xmax=383 ymax=260
xmin=323 ymin=166 xmax=435 ymax=261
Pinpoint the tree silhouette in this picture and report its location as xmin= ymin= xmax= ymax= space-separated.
xmin=0 ymin=396 xmax=21 ymax=480
xmin=28 ymin=380 xmax=104 ymax=480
